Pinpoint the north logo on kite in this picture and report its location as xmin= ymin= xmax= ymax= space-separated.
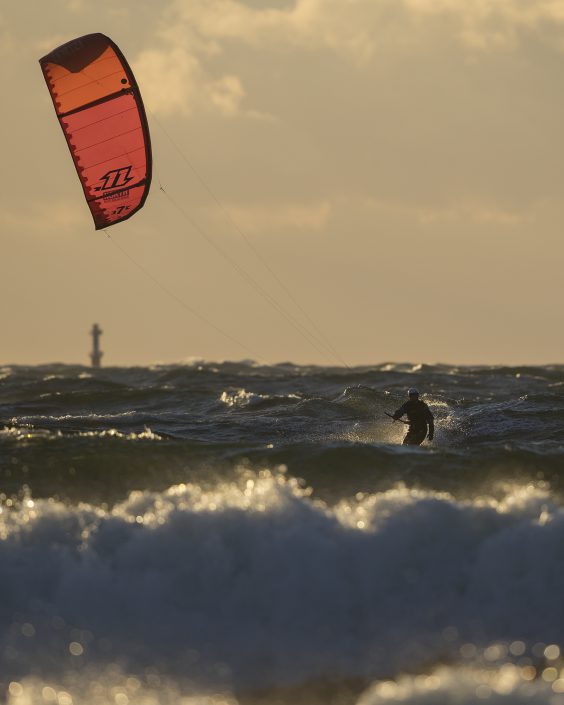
xmin=103 ymin=190 xmax=130 ymax=202
xmin=95 ymin=166 xmax=134 ymax=192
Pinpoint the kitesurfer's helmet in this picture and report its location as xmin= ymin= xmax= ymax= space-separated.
xmin=408 ymin=388 xmax=420 ymax=398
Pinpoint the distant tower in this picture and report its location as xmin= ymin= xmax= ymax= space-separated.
xmin=90 ymin=324 xmax=103 ymax=368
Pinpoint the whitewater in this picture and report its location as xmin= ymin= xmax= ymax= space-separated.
xmin=1 ymin=361 xmax=563 ymax=705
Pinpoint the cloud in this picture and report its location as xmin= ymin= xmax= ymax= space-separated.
xmin=158 ymin=0 xmax=387 ymax=66
xmin=216 ymin=200 xmax=332 ymax=234
xmin=135 ymin=0 xmax=564 ymax=119
xmin=163 ymin=0 xmax=564 ymax=58
xmin=167 ymin=0 xmax=378 ymax=62
xmin=0 ymin=201 xmax=85 ymax=235
xmin=134 ymin=41 xmax=274 ymax=118
xmin=338 ymin=195 xmax=532 ymax=231
xmin=133 ymin=0 xmax=385 ymax=117
xmin=415 ymin=202 xmax=529 ymax=227
xmin=404 ymin=0 xmax=564 ymax=51
xmin=134 ymin=47 xmax=207 ymax=116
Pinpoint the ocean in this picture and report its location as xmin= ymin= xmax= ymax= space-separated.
xmin=1 ymin=360 xmax=563 ymax=704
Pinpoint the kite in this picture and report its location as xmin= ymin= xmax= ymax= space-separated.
xmin=39 ymin=33 xmax=152 ymax=229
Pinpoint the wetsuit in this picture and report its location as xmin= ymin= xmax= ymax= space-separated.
xmin=393 ymin=399 xmax=434 ymax=446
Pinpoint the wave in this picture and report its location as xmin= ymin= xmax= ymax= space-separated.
xmin=0 ymin=472 xmax=563 ymax=690
xmin=4 ymin=422 xmax=564 ymax=509
xmin=3 ymin=362 xmax=564 ymax=702
xmin=358 ymin=660 xmax=564 ymax=705
xmin=4 ymin=655 xmax=563 ymax=705
xmin=5 ymin=658 xmax=564 ymax=705
xmin=219 ymin=388 xmax=302 ymax=410
xmin=0 ymin=425 xmax=164 ymax=442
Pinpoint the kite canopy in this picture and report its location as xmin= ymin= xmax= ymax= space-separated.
xmin=39 ymin=33 xmax=152 ymax=230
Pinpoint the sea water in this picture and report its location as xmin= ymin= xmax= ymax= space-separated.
xmin=1 ymin=361 xmax=563 ymax=704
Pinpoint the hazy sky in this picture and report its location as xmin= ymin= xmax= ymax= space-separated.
xmin=2 ymin=0 xmax=564 ymax=366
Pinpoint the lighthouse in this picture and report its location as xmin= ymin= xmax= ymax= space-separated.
xmin=90 ymin=324 xmax=103 ymax=368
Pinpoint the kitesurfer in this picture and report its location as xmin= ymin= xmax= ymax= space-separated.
xmin=392 ymin=388 xmax=434 ymax=445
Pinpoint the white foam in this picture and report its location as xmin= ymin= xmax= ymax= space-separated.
xmin=220 ymin=388 xmax=261 ymax=407
xmin=0 ymin=475 xmax=562 ymax=689
xmin=1 ymin=668 xmax=236 ymax=705
xmin=15 ymin=411 xmax=138 ymax=422
xmin=357 ymin=663 xmax=564 ymax=704
xmin=219 ymin=388 xmax=300 ymax=408
xmin=0 ymin=425 xmax=162 ymax=442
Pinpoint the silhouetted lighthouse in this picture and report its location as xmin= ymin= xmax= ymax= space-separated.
xmin=90 ymin=324 xmax=103 ymax=368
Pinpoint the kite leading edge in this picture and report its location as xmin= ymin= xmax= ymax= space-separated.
xmin=39 ymin=33 xmax=152 ymax=230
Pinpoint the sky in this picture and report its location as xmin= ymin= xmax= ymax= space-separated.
xmin=2 ymin=0 xmax=564 ymax=367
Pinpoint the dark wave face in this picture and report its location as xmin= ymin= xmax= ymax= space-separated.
xmin=1 ymin=362 xmax=564 ymax=704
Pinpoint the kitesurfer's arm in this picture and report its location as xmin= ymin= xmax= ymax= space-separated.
xmin=392 ymin=403 xmax=407 ymax=421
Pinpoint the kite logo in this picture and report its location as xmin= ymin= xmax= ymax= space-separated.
xmin=103 ymin=190 xmax=129 ymax=201
xmin=95 ymin=166 xmax=134 ymax=192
